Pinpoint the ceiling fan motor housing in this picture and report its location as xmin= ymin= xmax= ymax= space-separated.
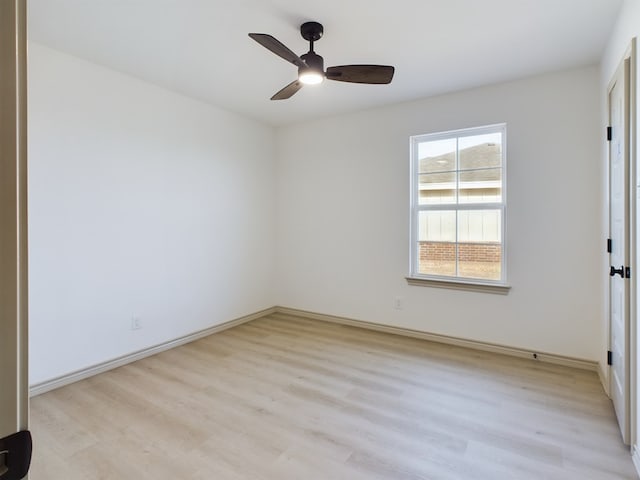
xmin=300 ymin=51 xmax=324 ymax=75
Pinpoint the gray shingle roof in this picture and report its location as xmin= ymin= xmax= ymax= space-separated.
xmin=419 ymin=143 xmax=501 ymax=183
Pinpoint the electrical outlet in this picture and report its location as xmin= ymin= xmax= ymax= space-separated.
xmin=131 ymin=316 xmax=142 ymax=330
xmin=393 ymin=297 xmax=403 ymax=310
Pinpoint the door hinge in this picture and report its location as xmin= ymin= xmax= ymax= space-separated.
xmin=626 ymin=266 xmax=631 ymax=279
xmin=608 ymin=350 xmax=613 ymax=365
xmin=607 ymin=126 xmax=612 ymax=141
xmin=607 ymin=238 xmax=612 ymax=253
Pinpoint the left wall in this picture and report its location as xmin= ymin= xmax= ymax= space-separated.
xmin=28 ymin=43 xmax=276 ymax=385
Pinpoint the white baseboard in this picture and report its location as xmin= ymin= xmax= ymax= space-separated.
xmin=29 ymin=307 xmax=276 ymax=397
xmin=632 ymin=445 xmax=640 ymax=479
xmin=31 ymin=305 xmax=600 ymax=397
xmin=275 ymin=306 xmax=599 ymax=372
xmin=598 ymin=362 xmax=610 ymax=397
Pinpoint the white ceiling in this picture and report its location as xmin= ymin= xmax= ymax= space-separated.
xmin=28 ymin=0 xmax=622 ymax=126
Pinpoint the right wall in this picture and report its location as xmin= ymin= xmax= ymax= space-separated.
xmin=276 ymin=65 xmax=602 ymax=363
xmin=601 ymin=0 xmax=640 ymax=466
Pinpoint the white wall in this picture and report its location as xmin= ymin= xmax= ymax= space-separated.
xmin=602 ymin=0 xmax=640 ymax=83
xmin=28 ymin=43 xmax=276 ymax=385
xmin=276 ymin=66 xmax=602 ymax=361
xmin=28 ymin=41 xmax=606 ymax=385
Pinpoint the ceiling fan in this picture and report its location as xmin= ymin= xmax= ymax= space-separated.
xmin=249 ymin=21 xmax=395 ymax=100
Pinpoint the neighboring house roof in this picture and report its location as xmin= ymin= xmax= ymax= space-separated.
xmin=419 ymin=143 xmax=502 ymax=185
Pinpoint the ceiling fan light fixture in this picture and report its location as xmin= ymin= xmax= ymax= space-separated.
xmin=299 ymin=69 xmax=324 ymax=85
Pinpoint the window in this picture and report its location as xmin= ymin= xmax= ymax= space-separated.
xmin=409 ymin=124 xmax=507 ymax=289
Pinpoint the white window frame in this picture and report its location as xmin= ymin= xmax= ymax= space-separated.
xmin=407 ymin=124 xmax=510 ymax=294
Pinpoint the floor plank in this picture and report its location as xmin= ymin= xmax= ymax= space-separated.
xmin=29 ymin=314 xmax=637 ymax=479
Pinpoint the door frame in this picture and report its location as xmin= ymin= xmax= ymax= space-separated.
xmin=608 ymin=48 xmax=632 ymax=445
xmin=0 ymin=0 xmax=29 ymax=450
xmin=606 ymin=39 xmax=638 ymax=448
xmin=629 ymin=37 xmax=640 ymax=455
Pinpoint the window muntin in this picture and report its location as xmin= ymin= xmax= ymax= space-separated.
xmin=410 ymin=124 xmax=506 ymax=284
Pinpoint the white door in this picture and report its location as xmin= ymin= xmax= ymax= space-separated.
xmin=0 ymin=0 xmax=30 ymax=477
xmin=609 ymin=55 xmax=631 ymax=445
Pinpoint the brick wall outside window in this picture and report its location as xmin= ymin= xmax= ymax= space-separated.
xmin=419 ymin=241 xmax=501 ymax=263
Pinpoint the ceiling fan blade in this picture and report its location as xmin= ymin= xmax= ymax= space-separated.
xmin=248 ymin=33 xmax=307 ymax=69
xmin=326 ymin=65 xmax=395 ymax=84
xmin=271 ymin=80 xmax=303 ymax=100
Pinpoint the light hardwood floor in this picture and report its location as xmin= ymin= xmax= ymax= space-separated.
xmin=30 ymin=313 xmax=637 ymax=479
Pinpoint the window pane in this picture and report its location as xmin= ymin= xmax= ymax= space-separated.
xmin=459 ymin=133 xmax=502 ymax=170
xmin=457 ymin=209 xmax=502 ymax=280
xmin=417 ymin=211 xmax=456 ymax=277
xmin=418 ymin=138 xmax=456 ymax=173
xmin=418 ymin=210 xmax=456 ymax=242
xmin=458 ymin=244 xmax=502 ymax=280
xmin=458 ymin=168 xmax=502 ymax=204
xmin=458 ymin=210 xmax=501 ymax=242
xmin=418 ymin=172 xmax=456 ymax=205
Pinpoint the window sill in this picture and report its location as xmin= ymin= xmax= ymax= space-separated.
xmin=405 ymin=276 xmax=511 ymax=295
